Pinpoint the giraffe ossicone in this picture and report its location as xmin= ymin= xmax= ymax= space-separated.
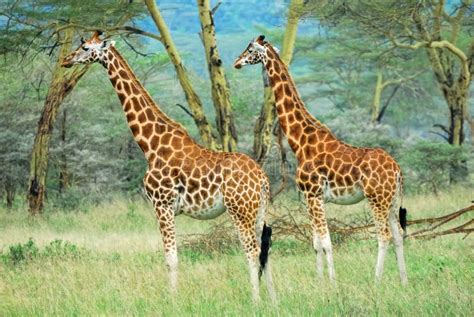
xmin=234 ymin=35 xmax=408 ymax=285
xmin=62 ymin=31 xmax=277 ymax=302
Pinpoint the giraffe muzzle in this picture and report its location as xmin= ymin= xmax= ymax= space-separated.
xmin=61 ymin=58 xmax=74 ymax=68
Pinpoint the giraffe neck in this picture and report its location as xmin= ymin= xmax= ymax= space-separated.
xmin=263 ymin=45 xmax=335 ymax=160
xmin=103 ymin=47 xmax=191 ymax=160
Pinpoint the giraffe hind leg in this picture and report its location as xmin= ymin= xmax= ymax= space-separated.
xmin=389 ymin=210 xmax=408 ymax=285
xmin=369 ymin=197 xmax=391 ymax=283
xmin=227 ymin=208 xmax=261 ymax=303
xmin=306 ymin=194 xmax=336 ymax=283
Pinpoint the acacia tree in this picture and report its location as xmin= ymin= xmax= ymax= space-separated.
xmin=197 ymin=0 xmax=238 ymax=152
xmin=0 ymin=0 xmax=147 ymax=214
xmin=27 ymin=28 xmax=90 ymax=214
xmin=371 ymin=66 xmax=423 ymax=123
xmin=144 ymin=0 xmax=218 ymax=150
xmin=311 ymin=0 xmax=474 ymax=181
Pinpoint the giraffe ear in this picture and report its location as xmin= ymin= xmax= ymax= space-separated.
xmin=253 ymin=41 xmax=266 ymax=52
xmin=101 ymin=40 xmax=115 ymax=49
xmin=272 ymin=46 xmax=280 ymax=54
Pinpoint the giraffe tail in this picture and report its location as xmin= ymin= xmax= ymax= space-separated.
xmin=398 ymin=171 xmax=408 ymax=238
xmin=258 ymin=222 xmax=272 ymax=279
xmin=399 ymin=207 xmax=407 ymax=236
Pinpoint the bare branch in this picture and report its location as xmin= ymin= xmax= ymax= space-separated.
xmin=175 ymin=103 xmax=195 ymax=120
xmin=53 ymin=24 xmax=163 ymax=42
xmin=211 ymin=1 xmax=222 ymax=15
xmin=120 ymin=35 xmax=153 ymax=57
xmin=429 ymin=131 xmax=450 ymax=141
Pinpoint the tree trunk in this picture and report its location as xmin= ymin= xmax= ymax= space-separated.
xmin=253 ymin=70 xmax=276 ymax=163
xmin=197 ymin=0 xmax=237 ymax=152
xmin=144 ymin=0 xmax=218 ymax=150
xmin=371 ymin=71 xmax=383 ymax=123
xmin=5 ymin=179 xmax=15 ymax=209
xmin=58 ymin=108 xmax=69 ymax=193
xmin=27 ymin=28 xmax=89 ymax=215
xmin=426 ymin=44 xmax=471 ymax=182
xmin=253 ymin=0 xmax=303 ymax=162
xmin=412 ymin=9 xmax=472 ymax=182
xmin=443 ymin=85 xmax=468 ymax=183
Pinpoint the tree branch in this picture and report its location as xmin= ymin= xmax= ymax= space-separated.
xmin=53 ymin=24 xmax=162 ymax=42
xmin=175 ymin=103 xmax=195 ymax=120
xmin=211 ymin=1 xmax=222 ymax=15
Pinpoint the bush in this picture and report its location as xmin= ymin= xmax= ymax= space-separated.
xmin=43 ymin=239 xmax=83 ymax=259
xmin=401 ymin=141 xmax=468 ymax=194
xmin=2 ymin=239 xmax=83 ymax=265
xmin=47 ymin=187 xmax=104 ymax=212
xmin=4 ymin=238 xmax=39 ymax=264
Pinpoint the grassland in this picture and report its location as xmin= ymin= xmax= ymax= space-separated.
xmin=0 ymin=187 xmax=472 ymax=316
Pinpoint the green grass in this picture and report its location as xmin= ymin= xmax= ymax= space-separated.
xmin=0 ymin=187 xmax=473 ymax=316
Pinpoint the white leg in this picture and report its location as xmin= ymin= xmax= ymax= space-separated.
xmin=321 ymin=233 xmax=336 ymax=282
xmin=248 ymin=258 xmax=260 ymax=303
xmin=263 ymin=261 xmax=277 ymax=304
xmin=389 ymin=215 xmax=408 ymax=285
xmin=155 ymin=205 xmax=178 ymax=295
xmin=165 ymin=249 xmax=178 ymax=294
xmin=306 ymin=194 xmax=336 ymax=283
xmin=375 ymin=238 xmax=389 ymax=283
xmin=228 ymin=209 xmax=262 ymax=303
xmin=313 ymin=232 xmax=324 ymax=278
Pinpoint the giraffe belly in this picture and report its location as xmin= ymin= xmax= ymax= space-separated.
xmin=181 ymin=192 xmax=227 ymax=220
xmin=323 ymin=184 xmax=365 ymax=205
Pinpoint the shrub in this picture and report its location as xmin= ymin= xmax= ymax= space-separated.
xmin=4 ymin=238 xmax=39 ymax=264
xmin=400 ymin=141 xmax=468 ymax=194
xmin=43 ymin=239 xmax=82 ymax=259
xmin=2 ymin=239 xmax=83 ymax=265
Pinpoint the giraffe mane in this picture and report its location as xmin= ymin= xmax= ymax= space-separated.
xmin=109 ymin=46 xmax=188 ymax=133
xmin=264 ymin=43 xmax=335 ymax=136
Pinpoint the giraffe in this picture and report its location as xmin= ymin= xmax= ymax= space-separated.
xmin=234 ymin=35 xmax=408 ymax=285
xmin=61 ymin=31 xmax=277 ymax=302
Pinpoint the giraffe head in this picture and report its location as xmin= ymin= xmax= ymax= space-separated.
xmin=61 ymin=31 xmax=115 ymax=68
xmin=233 ymin=35 xmax=270 ymax=69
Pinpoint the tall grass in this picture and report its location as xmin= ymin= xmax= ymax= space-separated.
xmin=0 ymin=187 xmax=472 ymax=316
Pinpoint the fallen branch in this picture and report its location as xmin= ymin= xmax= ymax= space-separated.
xmin=412 ymin=219 xmax=474 ymax=240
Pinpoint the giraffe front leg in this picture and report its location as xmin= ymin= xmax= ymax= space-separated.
xmin=306 ymin=194 xmax=336 ymax=283
xmin=155 ymin=205 xmax=178 ymax=294
xmin=312 ymin=230 xmax=324 ymax=278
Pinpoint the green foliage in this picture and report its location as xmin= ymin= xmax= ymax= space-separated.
xmin=43 ymin=239 xmax=82 ymax=259
xmin=2 ymin=238 xmax=83 ymax=265
xmin=47 ymin=187 xmax=98 ymax=212
xmin=401 ymin=141 xmax=468 ymax=194
xmin=4 ymin=238 xmax=39 ymax=265
xmin=325 ymin=108 xmax=404 ymax=156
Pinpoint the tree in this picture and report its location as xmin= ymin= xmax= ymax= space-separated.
xmin=371 ymin=65 xmax=424 ymax=123
xmin=197 ymin=0 xmax=238 ymax=152
xmin=310 ymin=0 xmax=474 ymax=181
xmin=27 ymin=28 xmax=89 ymax=214
xmin=144 ymin=0 xmax=218 ymax=150
xmin=1 ymin=0 xmax=147 ymax=214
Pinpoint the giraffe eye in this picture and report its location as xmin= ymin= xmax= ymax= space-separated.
xmin=82 ymin=46 xmax=89 ymax=51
